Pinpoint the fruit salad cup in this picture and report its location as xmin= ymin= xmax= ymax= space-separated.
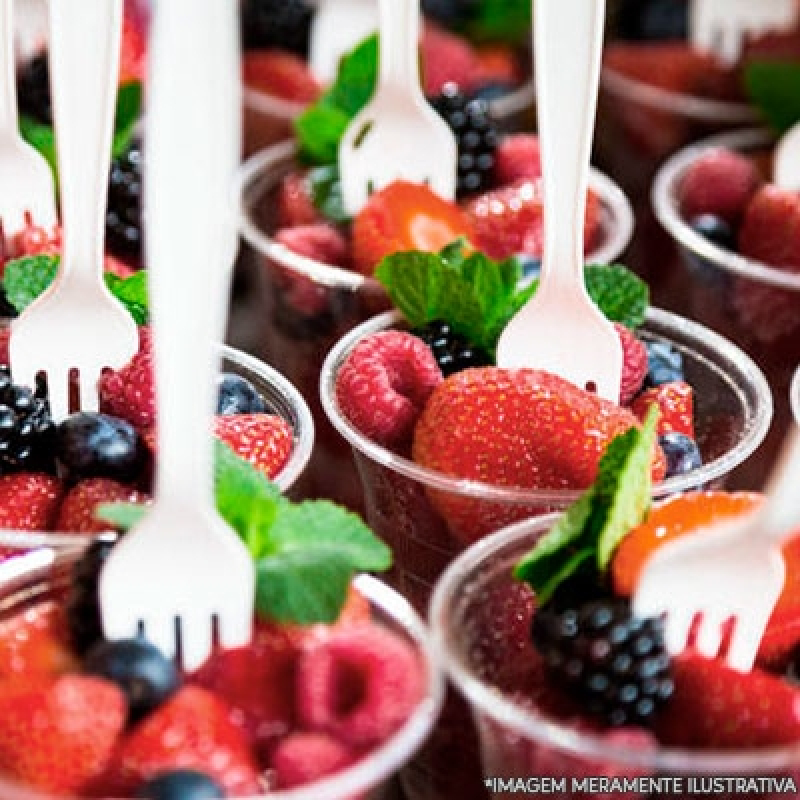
xmin=235 ymin=141 xmax=634 ymax=512
xmin=651 ymin=127 xmax=800 ymax=491
xmin=0 ymin=542 xmax=444 ymax=799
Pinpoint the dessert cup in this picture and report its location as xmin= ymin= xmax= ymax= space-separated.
xmin=652 ymin=127 xmax=799 ymax=491
xmin=235 ymin=140 xmax=635 ymax=511
xmin=791 ymin=365 xmax=800 ymax=426
xmin=431 ymin=513 xmax=800 ymax=799
xmin=0 ymin=545 xmax=445 ymax=800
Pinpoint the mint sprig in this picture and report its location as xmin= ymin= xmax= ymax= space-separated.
xmin=513 ymin=407 xmax=659 ymax=604
xmin=99 ymin=441 xmax=391 ymax=625
xmin=2 ymin=254 xmax=149 ymax=324
xmin=744 ymin=61 xmax=800 ymax=134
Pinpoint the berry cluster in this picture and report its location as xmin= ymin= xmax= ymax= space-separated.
xmin=107 ymin=142 xmax=144 ymax=268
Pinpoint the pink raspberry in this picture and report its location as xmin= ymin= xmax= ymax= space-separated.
xmin=270 ymin=733 xmax=356 ymax=790
xmin=615 ymin=324 xmax=648 ymax=406
xmin=493 ymin=135 xmax=542 ymax=186
xmin=296 ymin=624 xmax=425 ymax=749
xmin=420 ymin=24 xmax=480 ymax=95
xmin=334 ymin=331 xmax=443 ymax=447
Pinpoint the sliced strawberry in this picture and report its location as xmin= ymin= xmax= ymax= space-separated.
xmin=738 ymin=185 xmax=800 ymax=271
xmin=0 ymin=473 xmax=62 ymax=532
xmin=420 ymin=24 xmax=480 ymax=95
xmin=278 ymin=171 xmax=320 ymax=228
xmin=616 ymin=324 xmax=648 ymax=406
xmin=214 ymin=413 xmax=293 ymax=479
xmin=351 ymin=181 xmax=475 ymax=275
xmin=492 ymin=134 xmax=542 ymax=187
xmin=656 ymin=654 xmax=800 ymax=748
xmin=242 ymin=49 xmax=320 ymax=104
xmin=55 ymin=478 xmax=149 ymax=534
xmin=105 ymin=687 xmax=261 ymax=796
xmin=0 ymin=675 xmax=126 ymax=793
xmin=630 ymin=381 xmax=694 ymax=438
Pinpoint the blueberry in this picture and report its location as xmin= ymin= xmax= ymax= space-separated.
xmin=56 ymin=412 xmax=145 ymax=483
xmin=216 ymin=373 xmax=267 ymax=415
xmin=660 ymin=432 xmax=703 ymax=478
xmin=688 ymin=214 xmax=737 ymax=252
xmin=644 ymin=341 xmax=684 ymax=388
xmin=135 ymin=770 xmax=225 ymax=800
xmin=615 ymin=0 xmax=687 ymax=41
xmin=84 ymin=638 xmax=181 ymax=723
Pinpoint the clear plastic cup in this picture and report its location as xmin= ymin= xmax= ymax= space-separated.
xmin=791 ymin=366 xmax=800 ymax=426
xmin=651 ymin=127 xmax=800 ymax=491
xmin=235 ymin=141 xmax=635 ymax=512
xmin=431 ymin=512 xmax=800 ymax=800
xmin=0 ymin=547 xmax=444 ymax=800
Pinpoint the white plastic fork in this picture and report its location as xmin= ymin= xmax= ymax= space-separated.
xmin=495 ymin=0 xmax=622 ymax=403
xmin=99 ymin=0 xmax=254 ymax=672
xmin=309 ymin=0 xmax=379 ymax=86
xmin=9 ymin=0 xmax=137 ymax=422
xmin=634 ymin=427 xmax=800 ymax=673
xmin=0 ymin=0 xmax=55 ymax=239
xmin=338 ymin=0 xmax=456 ymax=216
xmin=690 ymin=0 xmax=797 ymax=66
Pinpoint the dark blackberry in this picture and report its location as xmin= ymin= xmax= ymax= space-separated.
xmin=16 ymin=53 xmax=52 ymax=126
xmin=615 ymin=0 xmax=688 ymax=41
xmin=66 ymin=535 xmax=117 ymax=656
xmin=430 ymin=85 xmax=499 ymax=197
xmin=106 ymin=141 xmax=143 ymax=266
xmin=532 ymin=598 xmax=674 ymax=727
xmin=240 ymin=0 xmax=312 ymax=57
xmin=0 ymin=367 xmax=55 ymax=474
xmin=413 ymin=320 xmax=492 ymax=377
xmin=421 ymin=0 xmax=480 ymax=28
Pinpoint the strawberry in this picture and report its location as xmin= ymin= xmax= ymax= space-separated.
xmin=98 ymin=326 xmax=155 ymax=429
xmin=334 ymin=331 xmax=443 ymax=448
xmin=412 ymin=368 xmax=666 ymax=541
xmin=472 ymin=45 xmax=519 ymax=87
xmin=118 ymin=8 xmax=146 ymax=84
xmin=758 ymin=533 xmax=800 ymax=666
xmin=274 ymin=223 xmax=350 ymax=268
xmin=731 ymin=276 xmax=800 ymax=345
xmin=630 ymin=381 xmax=694 ymax=438
xmin=615 ymin=324 xmax=648 ymax=406
xmin=55 ymin=478 xmax=149 ymax=533
xmin=678 ymin=148 xmax=761 ymax=225
xmin=242 ymin=49 xmax=320 ymax=104
xmin=420 ymin=24 xmax=480 ymax=95
xmin=0 ymin=328 xmax=8 ymax=366
xmin=278 ymin=171 xmax=320 ymax=228
xmin=0 ymin=473 xmax=62 ymax=532
xmin=351 ymin=181 xmax=475 ymax=275
xmin=492 ymin=134 xmax=542 ymax=186
xmin=105 ymin=687 xmax=261 ymax=796
xmin=738 ymin=185 xmax=800 ymax=271
xmin=0 ymin=675 xmax=126 ymax=793
xmin=214 ymin=413 xmax=294 ymax=479
xmin=656 ymin=654 xmax=800 ymax=748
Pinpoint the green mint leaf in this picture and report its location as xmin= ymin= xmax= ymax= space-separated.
xmin=329 ymin=34 xmax=379 ymax=116
xmin=294 ymin=102 xmax=350 ymax=166
xmin=105 ymin=271 xmax=149 ymax=324
xmin=111 ymin=82 xmax=143 ymax=158
xmin=18 ymin=114 xmax=58 ymax=178
xmin=96 ymin=502 xmax=148 ymax=530
xmin=2 ymin=255 xmax=58 ymax=312
xmin=308 ymin=164 xmax=350 ymax=223
xmin=466 ymin=0 xmax=532 ymax=44
xmin=744 ymin=61 xmax=800 ymax=134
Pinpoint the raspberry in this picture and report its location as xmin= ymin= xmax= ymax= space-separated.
xmin=98 ymin=327 xmax=155 ymax=430
xmin=615 ymin=324 xmax=648 ymax=406
xmin=277 ymin=172 xmax=320 ymax=228
xmin=492 ymin=134 xmax=542 ymax=186
xmin=679 ymin=148 xmax=761 ymax=225
xmin=271 ymin=733 xmax=355 ymax=789
xmin=738 ymin=185 xmax=800 ymax=271
xmin=334 ymin=331 xmax=443 ymax=447
xmin=274 ymin=223 xmax=350 ymax=268
xmin=296 ymin=624 xmax=425 ymax=748
xmin=241 ymin=50 xmax=320 ymax=104
xmin=420 ymin=24 xmax=480 ymax=95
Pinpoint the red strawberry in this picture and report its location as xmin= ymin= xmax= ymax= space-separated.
xmin=271 ymin=732 xmax=356 ymax=789
xmin=0 ymin=603 xmax=75 ymax=681
xmin=656 ymin=654 xmax=800 ymax=748
xmin=0 ymin=473 xmax=62 ymax=532
xmin=0 ymin=675 xmax=126 ymax=793
xmin=105 ymin=687 xmax=261 ymax=796
xmin=242 ymin=49 xmax=320 ymax=104
xmin=413 ymin=368 xmax=666 ymax=541
xmin=679 ymin=148 xmax=761 ymax=225
xmin=118 ymin=9 xmax=146 ymax=84
xmin=278 ymin=171 xmax=320 ymax=228
xmin=615 ymin=324 xmax=648 ymax=406
xmin=98 ymin=326 xmax=155 ymax=429
xmin=55 ymin=478 xmax=149 ymax=534
xmin=758 ymin=533 xmax=800 ymax=666
xmin=738 ymin=185 xmax=800 ymax=271
xmin=274 ymin=223 xmax=350 ymax=268
xmin=351 ymin=181 xmax=475 ymax=274
xmin=420 ymin=24 xmax=480 ymax=95
xmin=472 ymin=45 xmax=519 ymax=87
xmin=492 ymin=134 xmax=542 ymax=186
xmin=334 ymin=331 xmax=443 ymax=448
xmin=0 ymin=328 xmax=8 ymax=366
xmin=631 ymin=381 xmax=694 ymax=438
xmin=214 ymin=413 xmax=293 ymax=479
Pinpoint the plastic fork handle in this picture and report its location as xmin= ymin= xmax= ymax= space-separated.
xmin=0 ymin=0 xmax=17 ymax=133
xmin=48 ymin=0 xmax=122 ymax=284
xmin=757 ymin=427 xmax=800 ymax=544
xmin=534 ymin=0 xmax=605 ymax=301
xmin=146 ymin=0 xmax=240 ymax=507
xmin=378 ymin=0 xmax=422 ymax=96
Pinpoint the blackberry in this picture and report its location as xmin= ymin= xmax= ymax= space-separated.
xmin=421 ymin=0 xmax=480 ymax=28
xmin=66 ymin=535 xmax=117 ymax=656
xmin=413 ymin=320 xmax=492 ymax=377
xmin=430 ymin=85 xmax=498 ymax=197
xmin=0 ymin=367 xmax=55 ymax=474
xmin=16 ymin=53 xmax=52 ymax=126
xmin=532 ymin=598 xmax=674 ymax=727
xmin=240 ymin=0 xmax=312 ymax=57
xmin=106 ymin=141 xmax=143 ymax=266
